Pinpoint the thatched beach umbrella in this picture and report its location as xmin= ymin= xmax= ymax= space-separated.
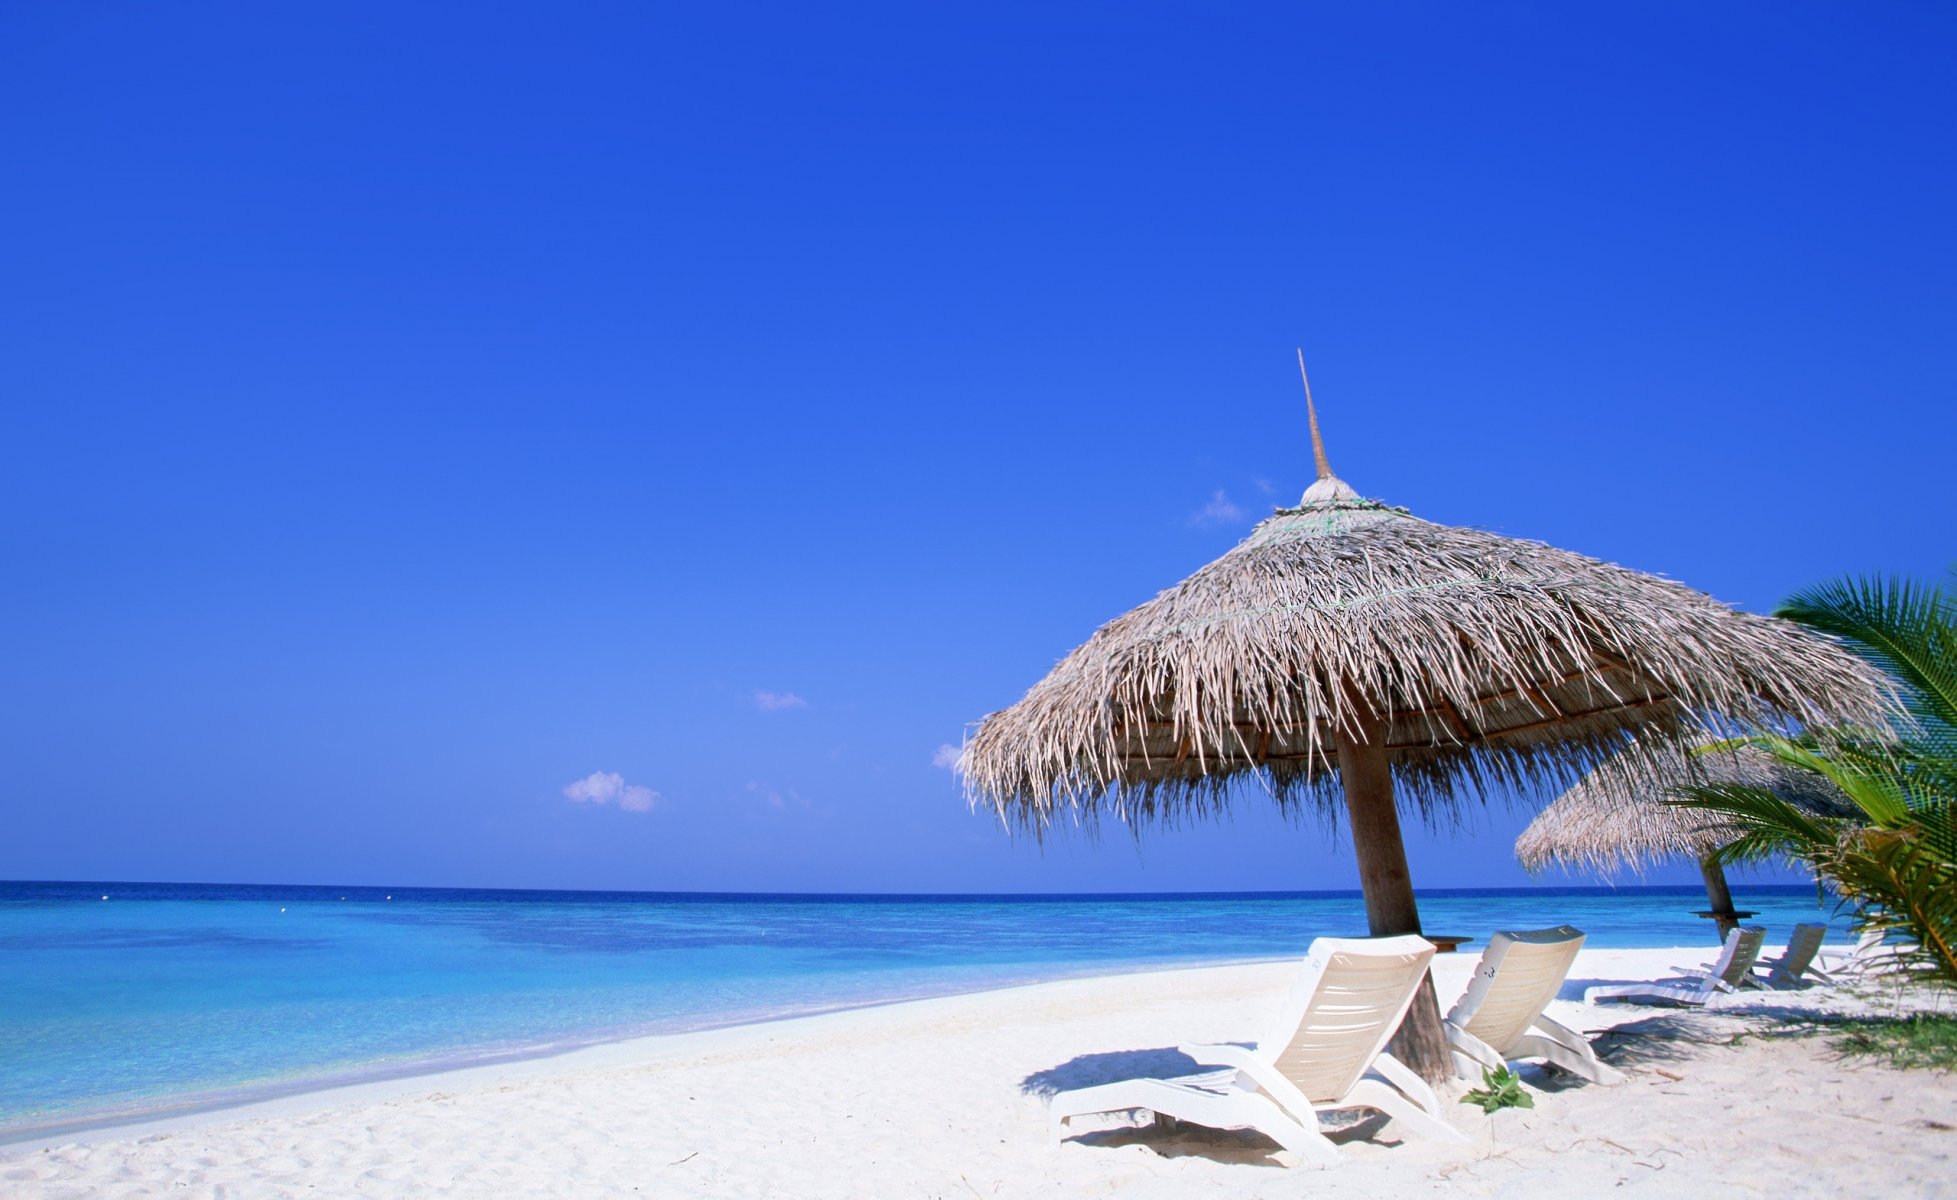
xmin=1516 ymin=742 xmax=1853 ymax=939
xmin=960 ymin=358 xmax=1891 ymax=1083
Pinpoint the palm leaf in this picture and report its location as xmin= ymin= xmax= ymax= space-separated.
xmin=1671 ymin=782 xmax=1841 ymax=865
xmin=1821 ymin=826 xmax=1957 ymax=986
xmin=1778 ymin=574 xmax=1957 ymax=749
xmin=1696 ymin=732 xmax=1915 ymax=826
xmin=1678 ymin=569 xmax=1957 ymax=988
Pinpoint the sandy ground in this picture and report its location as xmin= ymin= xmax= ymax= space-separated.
xmin=4 ymin=945 xmax=1954 ymax=1198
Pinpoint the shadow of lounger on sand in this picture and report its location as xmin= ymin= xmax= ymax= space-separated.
xmin=1020 ymin=1046 xmax=1209 ymax=1099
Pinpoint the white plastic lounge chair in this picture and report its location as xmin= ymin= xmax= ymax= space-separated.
xmin=1659 ymin=925 xmax=1767 ymax=986
xmin=1444 ymin=926 xmax=1624 ymax=1085
xmin=1049 ymin=935 xmax=1469 ymax=1166
xmin=1584 ymin=926 xmax=1765 ymax=1007
xmin=1817 ymin=928 xmax=1907 ymax=977
xmin=1752 ymin=923 xmax=1833 ymax=989
xmin=1818 ymin=928 xmax=1884 ymax=976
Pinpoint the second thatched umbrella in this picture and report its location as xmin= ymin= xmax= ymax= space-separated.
xmin=1516 ymin=741 xmax=1854 ymax=940
xmin=960 ymin=362 xmax=1891 ymax=1083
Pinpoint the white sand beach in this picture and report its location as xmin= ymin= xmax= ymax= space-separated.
xmin=5 ymin=945 xmax=1953 ymax=1198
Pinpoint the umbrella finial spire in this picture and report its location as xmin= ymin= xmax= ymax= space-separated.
xmin=1295 ymin=350 xmax=1358 ymax=506
xmin=1298 ymin=348 xmax=1333 ymax=481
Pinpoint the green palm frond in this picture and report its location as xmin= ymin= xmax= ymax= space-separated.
xmin=1899 ymin=799 xmax=1957 ymax=877
xmin=1778 ymin=573 xmax=1957 ymax=748
xmin=1696 ymin=732 xmax=1915 ymax=826
xmin=1674 ymin=784 xmax=1956 ymax=985
xmin=1681 ymin=570 xmax=1957 ymax=987
xmin=1671 ymin=782 xmax=1840 ymax=865
xmin=1821 ymin=826 xmax=1957 ymax=985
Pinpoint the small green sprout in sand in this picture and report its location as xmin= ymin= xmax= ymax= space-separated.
xmin=1461 ymin=1066 xmax=1534 ymax=1114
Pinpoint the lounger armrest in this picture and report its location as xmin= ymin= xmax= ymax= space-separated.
xmin=1177 ymin=1044 xmax=1317 ymax=1126
xmin=1444 ymin=1022 xmax=1505 ymax=1077
xmin=1669 ymin=964 xmax=1713 ymax=978
xmin=1367 ymin=1052 xmax=1444 ymax=1115
xmin=1528 ymin=1013 xmax=1593 ymax=1054
xmin=1177 ymin=1043 xmax=1259 ymax=1071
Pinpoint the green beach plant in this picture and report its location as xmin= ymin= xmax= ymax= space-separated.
xmin=1460 ymin=1065 xmax=1534 ymax=1114
xmin=1824 ymin=1013 xmax=1957 ymax=1071
xmin=1672 ymin=572 xmax=1957 ymax=986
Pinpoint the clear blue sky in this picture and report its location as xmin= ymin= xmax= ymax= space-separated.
xmin=2 ymin=4 xmax=1950 ymax=895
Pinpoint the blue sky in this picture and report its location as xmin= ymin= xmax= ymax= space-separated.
xmin=2 ymin=4 xmax=1951 ymax=895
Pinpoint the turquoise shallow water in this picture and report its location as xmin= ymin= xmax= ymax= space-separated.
xmin=0 ymin=880 xmax=1847 ymax=1139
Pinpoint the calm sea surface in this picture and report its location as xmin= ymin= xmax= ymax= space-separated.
xmin=0 ymin=880 xmax=1846 ymax=1139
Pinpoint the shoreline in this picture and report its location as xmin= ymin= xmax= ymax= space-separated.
xmin=6 ymin=881 xmax=1853 ymax=1148
xmin=1 ymin=954 xmax=1302 ymax=1150
xmin=0 ymin=942 xmax=1820 ymax=1149
xmin=7 ymin=944 xmax=1952 ymax=1198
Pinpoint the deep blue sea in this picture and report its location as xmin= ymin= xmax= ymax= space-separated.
xmin=0 ymin=880 xmax=1847 ymax=1140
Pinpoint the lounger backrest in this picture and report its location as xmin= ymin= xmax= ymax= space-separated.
xmin=1775 ymin=923 xmax=1827 ymax=978
xmin=1445 ymin=926 xmax=1585 ymax=1055
xmin=1261 ymin=934 xmax=1435 ymax=1104
xmin=1716 ymin=926 xmax=1767 ymax=986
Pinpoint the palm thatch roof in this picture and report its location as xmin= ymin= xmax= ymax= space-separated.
xmin=961 ymin=443 xmax=1892 ymax=832
xmin=1515 ymin=742 xmax=1854 ymax=877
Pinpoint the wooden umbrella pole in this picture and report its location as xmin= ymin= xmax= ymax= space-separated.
xmin=1335 ymin=700 xmax=1452 ymax=1085
xmin=1698 ymin=852 xmax=1742 ymax=940
xmin=1698 ymin=852 xmax=1735 ymax=915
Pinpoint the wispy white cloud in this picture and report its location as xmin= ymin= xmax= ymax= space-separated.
xmin=746 ymin=780 xmax=805 ymax=811
xmin=1186 ymin=489 xmax=1245 ymax=527
xmin=931 ymin=743 xmax=962 ymax=771
xmin=561 ymin=771 xmax=659 ymax=813
xmin=753 ymin=690 xmax=808 ymax=712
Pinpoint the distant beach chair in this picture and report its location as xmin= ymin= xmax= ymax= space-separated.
xmin=1751 ymin=923 xmax=1833 ymax=990
xmin=1048 ymin=935 xmax=1468 ymax=1167
xmin=1584 ymin=926 xmax=1766 ymax=1007
xmin=1443 ymin=926 xmax=1624 ymax=1085
xmin=1817 ymin=927 xmax=1904 ymax=978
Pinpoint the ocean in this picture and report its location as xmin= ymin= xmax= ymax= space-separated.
xmin=0 ymin=880 xmax=1845 ymax=1140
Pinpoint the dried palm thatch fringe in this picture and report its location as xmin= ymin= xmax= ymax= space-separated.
xmin=961 ymin=477 xmax=1894 ymax=837
xmin=1515 ymin=741 xmax=1855 ymax=877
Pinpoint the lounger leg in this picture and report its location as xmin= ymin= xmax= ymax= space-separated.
xmin=1050 ymin=1081 xmax=1153 ymax=1137
xmin=1510 ymin=1033 xmax=1626 ymax=1086
xmin=1228 ymin=1095 xmax=1342 ymax=1166
xmin=1542 ymin=1040 xmax=1623 ymax=1085
xmin=1514 ymin=1019 xmax=1626 ymax=1086
xmin=1345 ymin=1079 xmax=1471 ymax=1146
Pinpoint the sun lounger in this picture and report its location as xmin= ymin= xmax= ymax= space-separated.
xmin=1444 ymin=926 xmax=1623 ymax=1084
xmin=1584 ymin=926 xmax=1765 ymax=1007
xmin=1818 ymin=928 xmax=1885 ymax=976
xmin=1751 ymin=923 xmax=1832 ymax=989
xmin=1816 ymin=927 xmax=1915 ymax=977
xmin=1049 ymin=934 xmax=1469 ymax=1166
xmin=1664 ymin=924 xmax=1775 ymax=986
